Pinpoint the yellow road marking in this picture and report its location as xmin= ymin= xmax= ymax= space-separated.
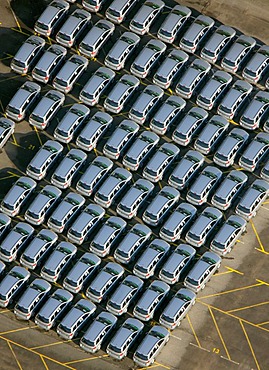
xmin=224 ymin=266 xmax=244 ymax=275
xmin=34 ymin=126 xmax=43 ymax=146
xmin=256 ymin=279 xmax=269 ymax=287
xmin=155 ymin=362 xmax=171 ymax=370
xmin=263 ymin=200 xmax=269 ymax=205
xmin=214 ymin=271 xmax=233 ymax=277
xmin=0 ymin=335 xmax=75 ymax=369
xmin=67 ymin=143 xmax=71 ymax=151
xmin=0 ymin=99 xmax=5 ymax=113
xmin=40 ymin=356 xmax=49 ymax=370
xmin=199 ymin=282 xmax=263 ymax=300
xmin=64 ymin=354 xmax=109 ymax=365
xmin=0 ymin=174 xmax=18 ymax=181
xmin=0 ymin=309 xmax=9 ymax=313
xmin=8 ymin=0 xmax=21 ymax=32
xmin=255 ymin=248 xmax=269 ymax=255
xmin=31 ymin=340 xmax=71 ymax=350
xmin=257 ymin=320 xmax=269 ymax=326
xmin=0 ymin=74 xmax=24 ymax=83
xmin=0 ymin=54 xmax=13 ymax=62
xmin=158 ymin=181 xmax=162 ymax=189
xmin=11 ymin=133 xmax=18 ymax=146
xmin=240 ymin=320 xmax=261 ymax=370
xmin=227 ymin=300 xmax=269 ymax=313
xmin=7 ymin=341 xmax=23 ymax=370
xmin=250 ymin=219 xmax=266 ymax=253
xmin=208 ymin=306 xmax=231 ymax=360
xmin=186 ymin=314 xmax=201 ymax=348
xmin=0 ymin=326 xmax=35 ymax=336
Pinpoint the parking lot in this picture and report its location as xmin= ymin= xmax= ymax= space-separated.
xmin=0 ymin=0 xmax=269 ymax=369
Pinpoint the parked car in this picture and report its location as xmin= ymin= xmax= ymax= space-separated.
xmin=153 ymin=49 xmax=189 ymax=89
xmin=221 ymin=34 xmax=256 ymax=73
xmin=172 ymin=107 xmax=208 ymax=146
xmin=239 ymin=91 xmax=269 ymax=130
xmin=52 ymin=55 xmax=88 ymax=93
xmin=159 ymin=203 xmax=197 ymax=242
xmin=196 ymin=70 xmax=232 ymax=110
xmin=194 ymin=115 xmax=229 ymax=154
xmin=14 ymin=278 xmax=51 ymax=320
xmin=0 ymin=213 xmax=11 ymax=241
xmin=35 ymin=289 xmax=73 ymax=330
xmin=47 ymin=192 xmax=85 ymax=233
xmin=0 ymin=266 xmax=30 ymax=307
xmin=76 ymin=156 xmax=113 ymax=197
xmin=86 ymin=262 xmax=124 ymax=303
xmin=5 ymin=81 xmax=41 ymax=122
xmin=104 ymin=75 xmax=139 ymax=113
xmin=11 ymin=35 xmax=45 ymax=74
xmin=34 ymin=0 xmax=70 ymax=37
xmin=32 ymin=44 xmax=67 ymax=84
xmin=104 ymin=31 xmax=140 ymax=70
xmin=94 ymin=167 xmax=132 ymax=208
xmin=143 ymin=143 xmax=179 ymax=183
xmin=55 ymin=8 xmax=91 ymax=48
xmin=67 ymin=203 xmax=104 ymax=245
xmin=0 ymin=118 xmax=15 ymax=149
xmin=150 ymin=95 xmax=186 ymax=135
xmin=235 ymin=179 xmax=269 ymax=220
xmin=133 ymin=280 xmax=170 ymax=321
xmin=133 ymin=325 xmax=169 ymax=367
xmin=242 ymin=45 xmax=269 ymax=83
xmin=40 ymin=241 xmax=77 ymax=282
xmin=63 ymin=252 xmax=101 ymax=293
xmin=179 ymin=14 xmax=215 ymax=53
xmin=185 ymin=207 xmax=223 ymax=247
xmin=157 ymin=5 xmax=191 ymax=43
xmin=114 ymin=223 xmax=152 ymax=265
xmin=142 ymin=186 xmax=180 ymax=227
xmin=103 ymin=120 xmax=139 ymax=160
xmin=20 ymin=229 xmax=58 ymax=270
xmin=213 ymin=128 xmax=249 ymax=167
xmin=130 ymin=39 xmax=166 ymax=79
xmin=76 ymin=111 xmax=112 ymax=151
xmin=106 ymin=275 xmax=143 ymax=316
xmin=128 ymin=84 xmax=164 ymax=125
xmin=26 ymin=140 xmax=63 ymax=180
xmin=82 ymin=0 xmax=107 ymax=12
xmin=106 ymin=318 xmax=144 ymax=360
xmin=24 ymin=185 xmax=62 ymax=225
xmin=186 ymin=166 xmax=222 ymax=206
xmin=80 ymin=312 xmax=117 ymax=353
xmin=159 ymin=244 xmax=196 ymax=285
xmin=90 ymin=216 xmax=126 ymax=257
xmin=211 ymin=170 xmax=248 ymax=210
xmin=184 ymin=251 xmax=221 ymax=292
xmin=79 ymin=19 xmax=115 ymax=58
xmin=116 ymin=179 xmax=154 ymax=219
xmin=217 ymin=80 xmax=253 ymax=120
xmin=210 ymin=215 xmax=247 ymax=256
xmin=129 ymin=0 xmax=165 ymax=35
xmin=106 ymin=0 xmax=139 ymax=24
xmin=159 ymin=288 xmax=196 ymax=329
xmin=168 ymin=150 xmax=204 ymax=190
xmin=0 ymin=176 xmax=36 ymax=217
xmin=200 ymin=25 xmax=236 ymax=63
xmin=260 ymin=159 xmax=269 ymax=181
xmin=175 ymin=58 xmax=211 ymax=99
xmin=79 ymin=67 xmax=115 ymax=106
xmin=238 ymin=132 xmax=269 ymax=172
xmin=133 ymin=239 xmax=170 ymax=279
xmin=57 ymin=299 xmax=96 ymax=339
xmin=29 ymin=90 xmax=65 ymax=130
xmin=123 ymin=130 xmax=160 ymax=171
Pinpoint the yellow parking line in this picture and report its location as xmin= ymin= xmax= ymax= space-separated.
xmin=0 ymin=99 xmax=5 ymax=113
xmin=214 ymin=271 xmax=233 ymax=277
xmin=239 ymin=320 xmax=261 ymax=370
xmin=250 ymin=220 xmax=266 ymax=253
xmin=263 ymin=200 xmax=269 ymax=205
xmin=7 ymin=341 xmax=23 ymax=370
xmin=158 ymin=181 xmax=162 ymax=189
xmin=199 ymin=282 xmax=263 ymax=300
xmin=186 ymin=314 xmax=201 ymax=348
xmin=33 ymin=126 xmax=43 ymax=146
xmin=208 ymin=306 xmax=231 ymax=360
xmin=0 ymin=75 xmax=24 ymax=83
xmin=0 ymin=309 xmax=9 ymax=313
xmin=30 ymin=340 xmax=71 ymax=350
xmin=227 ymin=300 xmax=269 ymax=313
xmin=255 ymin=248 xmax=269 ymax=255
xmin=12 ymin=134 xmax=18 ymax=146
xmin=0 ymin=174 xmax=18 ymax=181
xmin=0 ymin=326 xmax=34 ymax=335
xmin=229 ymin=119 xmax=239 ymax=126
xmin=224 ymin=266 xmax=244 ymax=275
xmin=155 ymin=362 xmax=170 ymax=370
xmin=256 ymin=279 xmax=269 ymax=287
xmin=40 ymin=356 xmax=49 ymax=370
xmin=0 ymin=335 xmax=75 ymax=370
xmin=64 ymin=354 xmax=109 ymax=365
xmin=257 ymin=320 xmax=269 ymax=326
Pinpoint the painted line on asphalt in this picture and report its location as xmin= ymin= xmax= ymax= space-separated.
xmin=64 ymin=354 xmax=109 ymax=365
xmin=7 ymin=341 xmax=23 ymax=370
xmin=186 ymin=314 xmax=202 ymax=348
xmin=239 ymin=320 xmax=261 ymax=370
xmin=227 ymin=300 xmax=269 ymax=313
xmin=208 ymin=306 xmax=231 ymax=360
xmin=199 ymin=281 xmax=264 ymax=300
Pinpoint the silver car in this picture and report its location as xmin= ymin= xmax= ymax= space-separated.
xmin=29 ymin=90 xmax=65 ymax=130
xmin=0 ymin=266 xmax=30 ymax=307
xmin=260 ymin=159 xmax=269 ymax=182
xmin=104 ymin=31 xmax=140 ymax=71
xmin=53 ymin=104 xmax=90 ymax=143
xmin=82 ymin=0 xmax=107 ymax=12
xmin=0 ymin=118 xmax=15 ymax=149
xmin=239 ymin=91 xmax=269 ymax=130
xmin=157 ymin=5 xmax=191 ymax=43
xmin=0 ymin=213 xmax=11 ymax=241
xmin=238 ymin=132 xmax=269 ymax=172
xmin=79 ymin=67 xmax=115 ymax=106
xmin=106 ymin=0 xmax=139 ymax=24
xmin=242 ymin=45 xmax=269 ymax=83
xmin=5 ymin=81 xmax=41 ymax=122
xmin=76 ymin=111 xmax=112 ymax=151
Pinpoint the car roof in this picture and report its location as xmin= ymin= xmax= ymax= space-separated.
xmin=136 ymin=280 xmax=169 ymax=310
xmin=179 ymin=59 xmax=210 ymax=87
xmin=83 ymin=19 xmax=114 ymax=44
xmin=0 ymin=266 xmax=29 ymax=296
xmin=65 ymin=253 xmax=100 ymax=282
xmin=241 ymin=91 xmax=269 ymax=118
xmin=109 ymin=317 xmax=144 ymax=348
xmin=203 ymin=25 xmax=235 ymax=52
xmin=132 ymin=0 xmax=164 ymax=24
xmin=155 ymin=50 xmax=188 ymax=78
xmin=162 ymin=288 xmax=196 ymax=317
xmin=107 ymin=32 xmax=140 ymax=59
xmin=159 ymin=5 xmax=191 ymax=33
xmin=59 ymin=299 xmax=95 ymax=328
xmin=109 ymin=275 xmax=143 ymax=304
xmin=84 ymin=311 xmax=116 ymax=340
xmin=17 ymin=278 xmax=51 ymax=309
xmin=214 ymin=170 xmax=248 ymax=198
xmin=58 ymin=9 xmax=90 ymax=36
xmin=214 ymin=215 xmax=246 ymax=245
xmin=187 ymin=251 xmax=221 ymax=280
xmin=182 ymin=14 xmax=214 ymax=41
xmin=93 ymin=216 xmax=126 ymax=245
xmin=152 ymin=96 xmax=186 ymax=122
xmin=39 ymin=288 xmax=73 ymax=317
xmin=134 ymin=39 xmax=166 ymax=66
xmin=14 ymin=35 xmax=45 ymax=61
xmin=106 ymin=120 xmax=139 ymax=148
